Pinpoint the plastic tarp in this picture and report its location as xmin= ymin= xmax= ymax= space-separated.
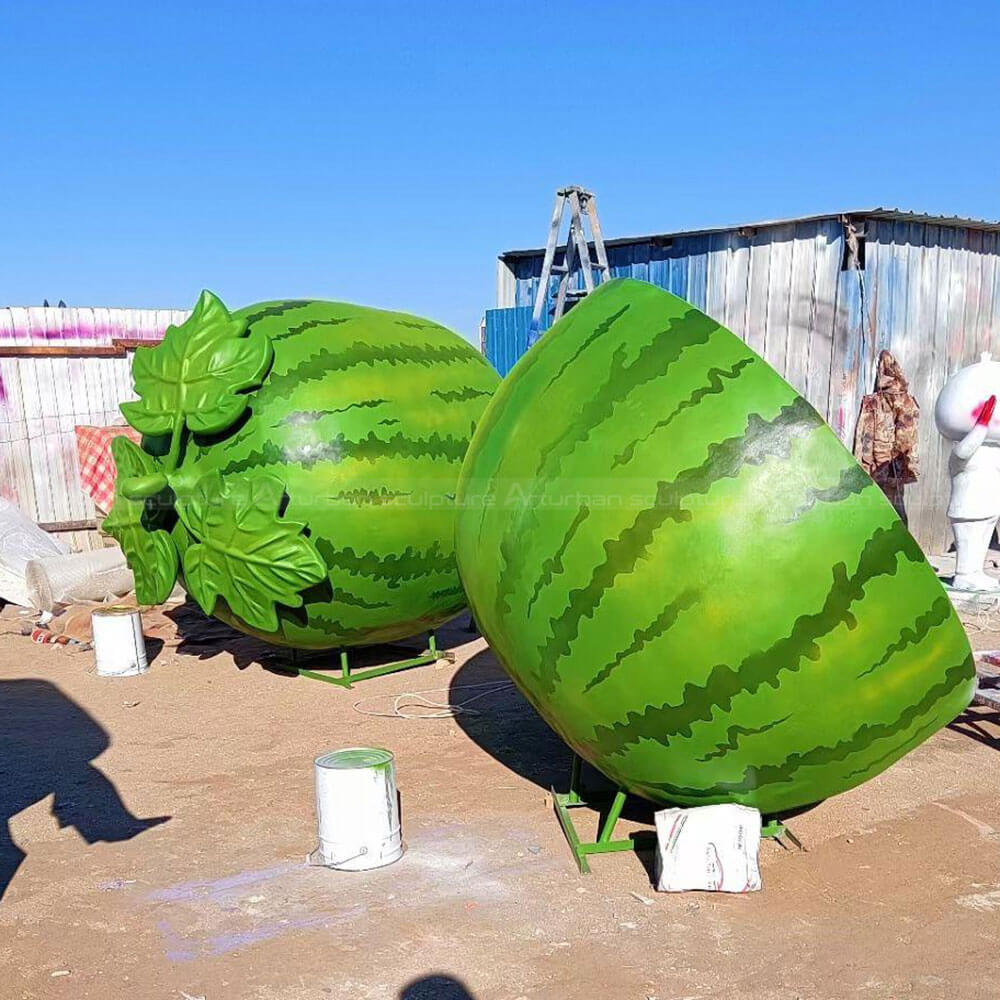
xmin=0 ymin=499 xmax=67 ymax=607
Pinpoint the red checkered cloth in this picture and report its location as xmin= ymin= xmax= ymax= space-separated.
xmin=75 ymin=425 xmax=143 ymax=514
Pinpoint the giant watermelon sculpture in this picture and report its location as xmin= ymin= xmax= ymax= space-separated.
xmin=105 ymin=291 xmax=499 ymax=649
xmin=455 ymin=278 xmax=974 ymax=815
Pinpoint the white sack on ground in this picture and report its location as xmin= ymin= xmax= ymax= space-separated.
xmin=654 ymin=803 xmax=762 ymax=893
xmin=0 ymin=499 xmax=67 ymax=607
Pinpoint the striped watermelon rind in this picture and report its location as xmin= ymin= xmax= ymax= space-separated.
xmin=455 ymin=278 xmax=974 ymax=815
xmin=108 ymin=292 xmax=499 ymax=649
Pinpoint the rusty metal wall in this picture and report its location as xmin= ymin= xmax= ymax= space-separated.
xmin=488 ymin=215 xmax=1000 ymax=554
xmin=857 ymin=221 xmax=1000 ymax=553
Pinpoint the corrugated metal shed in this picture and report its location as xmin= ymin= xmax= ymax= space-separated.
xmin=484 ymin=208 xmax=1000 ymax=555
xmin=0 ymin=307 xmax=186 ymax=550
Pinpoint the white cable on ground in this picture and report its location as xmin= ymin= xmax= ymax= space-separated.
xmin=352 ymin=680 xmax=514 ymax=720
xmin=954 ymin=593 xmax=1000 ymax=634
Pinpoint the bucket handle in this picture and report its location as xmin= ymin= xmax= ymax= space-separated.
xmin=307 ymin=845 xmax=369 ymax=868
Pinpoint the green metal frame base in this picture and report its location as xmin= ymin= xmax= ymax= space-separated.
xmin=289 ymin=633 xmax=446 ymax=689
xmin=553 ymin=755 xmax=795 ymax=873
xmin=761 ymin=818 xmax=785 ymax=838
xmin=552 ymin=788 xmax=633 ymax=875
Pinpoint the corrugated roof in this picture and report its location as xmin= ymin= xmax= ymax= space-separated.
xmin=501 ymin=207 xmax=1000 ymax=260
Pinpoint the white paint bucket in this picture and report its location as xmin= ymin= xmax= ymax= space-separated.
xmin=312 ymin=747 xmax=403 ymax=871
xmin=92 ymin=606 xmax=148 ymax=677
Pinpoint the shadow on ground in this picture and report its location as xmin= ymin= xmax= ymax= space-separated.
xmin=0 ymin=679 xmax=169 ymax=900
xmin=400 ymin=974 xmax=476 ymax=999
xmin=165 ymin=598 xmax=478 ymax=677
xmin=165 ymin=599 xmax=285 ymax=669
xmin=448 ymin=646 xmax=822 ymax=860
xmin=949 ymin=706 xmax=1000 ymax=750
xmin=448 ymin=647 xmax=658 ymax=827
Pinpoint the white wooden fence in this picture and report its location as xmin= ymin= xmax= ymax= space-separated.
xmin=0 ymin=307 xmax=185 ymax=550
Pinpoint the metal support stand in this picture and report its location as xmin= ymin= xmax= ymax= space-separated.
xmin=290 ymin=633 xmax=447 ymax=689
xmin=761 ymin=817 xmax=804 ymax=850
xmin=552 ymin=755 xmax=637 ymax=874
xmin=552 ymin=754 xmax=798 ymax=874
xmin=761 ymin=818 xmax=786 ymax=838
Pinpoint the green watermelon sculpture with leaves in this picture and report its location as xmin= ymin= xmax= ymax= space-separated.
xmin=455 ymin=278 xmax=974 ymax=815
xmin=105 ymin=291 xmax=499 ymax=649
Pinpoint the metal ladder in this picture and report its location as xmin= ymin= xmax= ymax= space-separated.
xmin=528 ymin=186 xmax=611 ymax=345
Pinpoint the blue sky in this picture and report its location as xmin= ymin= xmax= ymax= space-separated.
xmin=2 ymin=1 xmax=997 ymax=340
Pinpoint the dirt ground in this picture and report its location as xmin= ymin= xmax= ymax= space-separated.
xmin=1 ymin=606 xmax=999 ymax=1000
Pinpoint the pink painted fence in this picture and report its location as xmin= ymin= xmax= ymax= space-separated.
xmin=0 ymin=306 xmax=187 ymax=551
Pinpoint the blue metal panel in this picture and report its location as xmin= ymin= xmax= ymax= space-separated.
xmin=681 ymin=236 xmax=710 ymax=311
xmin=649 ymin=252 xmax=669 ymax=290
xmin=667 ymin=254 xmax=689 ymax=298
xmin=496 ymin=233 xmax=723 ymax=374
xmin=631 ymin=242 xmax=650 ymax=284
xmin=484 ymin=306 xmax=533 ymax=377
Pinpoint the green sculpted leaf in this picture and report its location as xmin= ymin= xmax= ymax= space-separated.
xmin=110 ymin=433 xmax=154 ymax=482
xmin=174 ymin=471 xmax=327 ymax=631
xmin=121 ymin=289 xmax=274 ymax=436
xmin=102 ymin=436 xmax=179 ymax=604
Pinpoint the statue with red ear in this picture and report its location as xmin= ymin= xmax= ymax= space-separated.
xmin=935 ymin=352 xmax=1000 ymax=592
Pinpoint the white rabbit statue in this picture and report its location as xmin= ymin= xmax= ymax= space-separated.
xmin=935 ymin=352 xmax=1000 ymax=591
